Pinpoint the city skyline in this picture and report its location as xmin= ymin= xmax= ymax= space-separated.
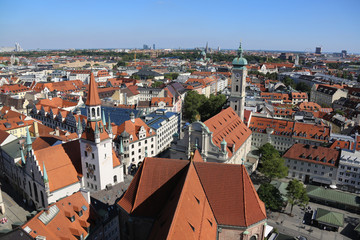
xmin=1 ymin=0 xmax=359 ymax=53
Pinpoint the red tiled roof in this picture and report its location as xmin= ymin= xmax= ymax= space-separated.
xmin=34 ymin=141 xmax=82 ymax=192
xmin=118 ymin=156 xmax=266 ymax=238
xmin=85 ymin=73 xmax=101 ymax=106
xmin=204 ymin=107 xmax=252 ymax=158
xmin=22 ymin=192 xmax=94 ymax=240
xmin=194 ymin=162 xmax=266 ymax=226
xmin=283 ymin=143 xmax=339 ymax=167
xmin=116 ymin=118 xmax=155 ymax=142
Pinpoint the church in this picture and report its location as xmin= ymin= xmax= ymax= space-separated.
xmin=170 ymin=43 xmax=252 ymax=164
xmin=0 ymin=72 xmax=123 ymax=210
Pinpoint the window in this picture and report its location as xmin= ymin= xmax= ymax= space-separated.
xmin=85 ymin=151 xmax=88 ymax=157
xmin=314 ymin=170 xmax=317 ymax=174
xmin=92 ymin=153 xmax=95 ymax=159
xmin=138 ymin=149 xmax=141 ymax=153
xmin=92 ymin=108 xmax=95 ymax=118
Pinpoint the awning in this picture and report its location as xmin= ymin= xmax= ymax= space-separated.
xmin=312 ymin=177 xmax=332 ymax=185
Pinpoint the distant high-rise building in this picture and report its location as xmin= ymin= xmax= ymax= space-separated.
xmin=153 ymin=44 xmax=155 ymax=50
xmin=341 ymin=50 xmax=347 ymax=58
xmin=315 ymin=47 xmax=322 ymax=54
xmin=205 ymin=42 xmax=209 ymax=54
xmin=14 ymin=42 xmax=23 ymax=52
xmin=143 ymin=44 xmax=149 ymax=50
xmin=295 ymin=55 xmax=300 ymax=65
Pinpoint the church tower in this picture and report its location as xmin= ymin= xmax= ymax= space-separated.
xmin=229 ymin=42 xmax=248 ymax=121
xmin=80 ymin=72 xmax=117 ymax=191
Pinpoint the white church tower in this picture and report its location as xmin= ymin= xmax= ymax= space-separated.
xmin=79 ymin=72 xmax=120 ymax=191
xmin=229 ymin=42 xmax=248 ymax=121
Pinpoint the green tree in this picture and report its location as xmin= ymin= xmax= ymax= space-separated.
xmin=257 ymin=183 xmax=284 ymax=211
xmin=183 ymin=91 xmax=207 ymax=122
xmin=295 ymin=82 xmax=311 ymax=93
xmin=282 ymin=76 xmax=295 ymax=88
xmin=258 ymin=143 xmax=288 ymax=181
xmin=286 ymin=179 xmax=309 ymax=215
xmin=116 ymin=61 xmax=126 ymax=67
xmin=151 ymin=81 xmax=163 ymax=88
xmin=183 ymin=91 xmax=226 ymax=122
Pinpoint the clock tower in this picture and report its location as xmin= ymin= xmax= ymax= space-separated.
xmin=80 ymin=72 xmax=120 ymax=191
xmin=229 ymin=42 xmax=248 ymax=121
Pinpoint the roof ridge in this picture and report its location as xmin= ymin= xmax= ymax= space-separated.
xmin=242 ymin=165 xmax=267 ymax=225
xmin=165 ymin=162 xmax=192 ymax=238
xmin=242 ymin=165 xmax=247 ymax=226
xmin=193 ymin=162 xmax=219 ymax=224
xmin=132 ymin=157 xmax=146 ymax=212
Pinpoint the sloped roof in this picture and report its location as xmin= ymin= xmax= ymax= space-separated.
xmin=283 ymin=144 xmax=339 ymax=167
xmin=204 ymin=107 xmax=252 ymax=158
xmin=315 ymin=208 xmax=344 ymax=227
xmin=34 ymin=141 xmax=82 ymax=192
xmin=116 ymin=118 xmax=155 ymax=142
xmin=118 ymin=156 xmax=266 ymax=237
xmin=85 ymin=72 xmax=101 ymax=106
xmin=194 ymin=162 xmax=266 ymax=227
xmin=118 ymin=157 xmax=189 ymax=216
xmin=22 ymin=192 xmax=95 ymax=240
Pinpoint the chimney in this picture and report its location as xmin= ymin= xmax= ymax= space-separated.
xmin=33 ymin=121 xmax=39 ymax=138
xmin=80 ymin=188 xmax=91 ymax=204
xmin=55 ymin=128 xmax=60 ymax=136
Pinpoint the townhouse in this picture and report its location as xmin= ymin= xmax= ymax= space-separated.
xmin=283 ymin=144 xmax=339 ymax=185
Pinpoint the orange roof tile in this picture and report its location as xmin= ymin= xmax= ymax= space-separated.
xmin=204 ymin=107 xmax=252 ymax=158
xmin=283 ymin=144 xmax=339 ymax=167
xmin=22 ymin=192 xmax=94 ymax=240
xmin=34 ymin=141 xmax=82 ymax=191
xmin=85 ymin=72 xmax=101 ymax=106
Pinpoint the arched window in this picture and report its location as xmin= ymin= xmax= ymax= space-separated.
xmin=234 ymin=105 xmax=237 ymax=111
xmin=114 ymin=175 xmax=117 ymax=183
xmin=236 ymin=85 xmax=239 ymax=92
xmin=40 ymin=191 xmax=45 ymax=207
xmin=97 ymin=107 xmax=100 ymax=117
xmin=250 ymin=235 xmax=257 ymax=240
xmin=87 ymin=108 xmax=90 ymax=116
xmin=33 ymin=183 xmax=38 ymax=202
xmin=92 ymin=108 xmax=95 ymax=118
xmin=28 ymin=182 xmax=32 ymax=197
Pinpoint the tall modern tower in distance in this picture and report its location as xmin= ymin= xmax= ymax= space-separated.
xmin=315 ymin=47 xmax=322 ymax=54
xmin=229 ymin=43 xmax=247 ymax=121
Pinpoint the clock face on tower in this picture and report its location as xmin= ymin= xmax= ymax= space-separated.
xmin=235 ymin=73 xmax=241 ymax=78
xmin=86 ymin=144 xmax=92 ymax=153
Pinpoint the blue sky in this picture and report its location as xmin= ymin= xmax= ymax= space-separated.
xmin=0 ymin=0 xmax=359 ymax=52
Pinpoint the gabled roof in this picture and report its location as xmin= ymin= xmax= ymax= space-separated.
xmin=85 ymin=72 xmax=101 ymax=106
xmin=194 ymin=162 xmax=266 ymax=227
xmin=116 ymin=118 xmax=155 ymax=142
xmin=204 ymin=107 xmax=252 ymax=158
xmin=22 ymin=192 xmax=95 ymax=240
xmin=283 ymin=143 xmax=339 ymax=167
xmin=118 ymin=156 xmax=266 ymax=238
xmin=34 ymin=140 xmax=82 ymax=192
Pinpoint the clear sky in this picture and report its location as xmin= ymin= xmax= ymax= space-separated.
xmin=0 ymin=0 xmax=359 ymax=52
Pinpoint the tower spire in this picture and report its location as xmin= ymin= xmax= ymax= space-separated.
xmin=102 ymin=108 xmax=106 ymax=126
xmin=43 ymin=162 xmax=49 ymax=183
xmin=238 ymin=42 xmax=243 ymax=58
xmin=21 ymin=148 xmax=26 ymax=165
xmin=26 ymin=127 xmax=32 ymax=152
xmin=107 ymin=113 xmax=112 ymax=133
xmin=77 ymin=116 xmax=83 ymax=137
xmin=86 ymin=72 xmax=101 ymax=106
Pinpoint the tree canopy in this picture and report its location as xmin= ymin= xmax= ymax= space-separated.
xmin=183 ymin=91 xmax=227 ymax=122
xmin=257 ymin=183 xmax=284 ymax=211
xmin=258 ymin=143 xmax=288 ymax=181
xmin=286 ymin=179 xmax=309 ymax=215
